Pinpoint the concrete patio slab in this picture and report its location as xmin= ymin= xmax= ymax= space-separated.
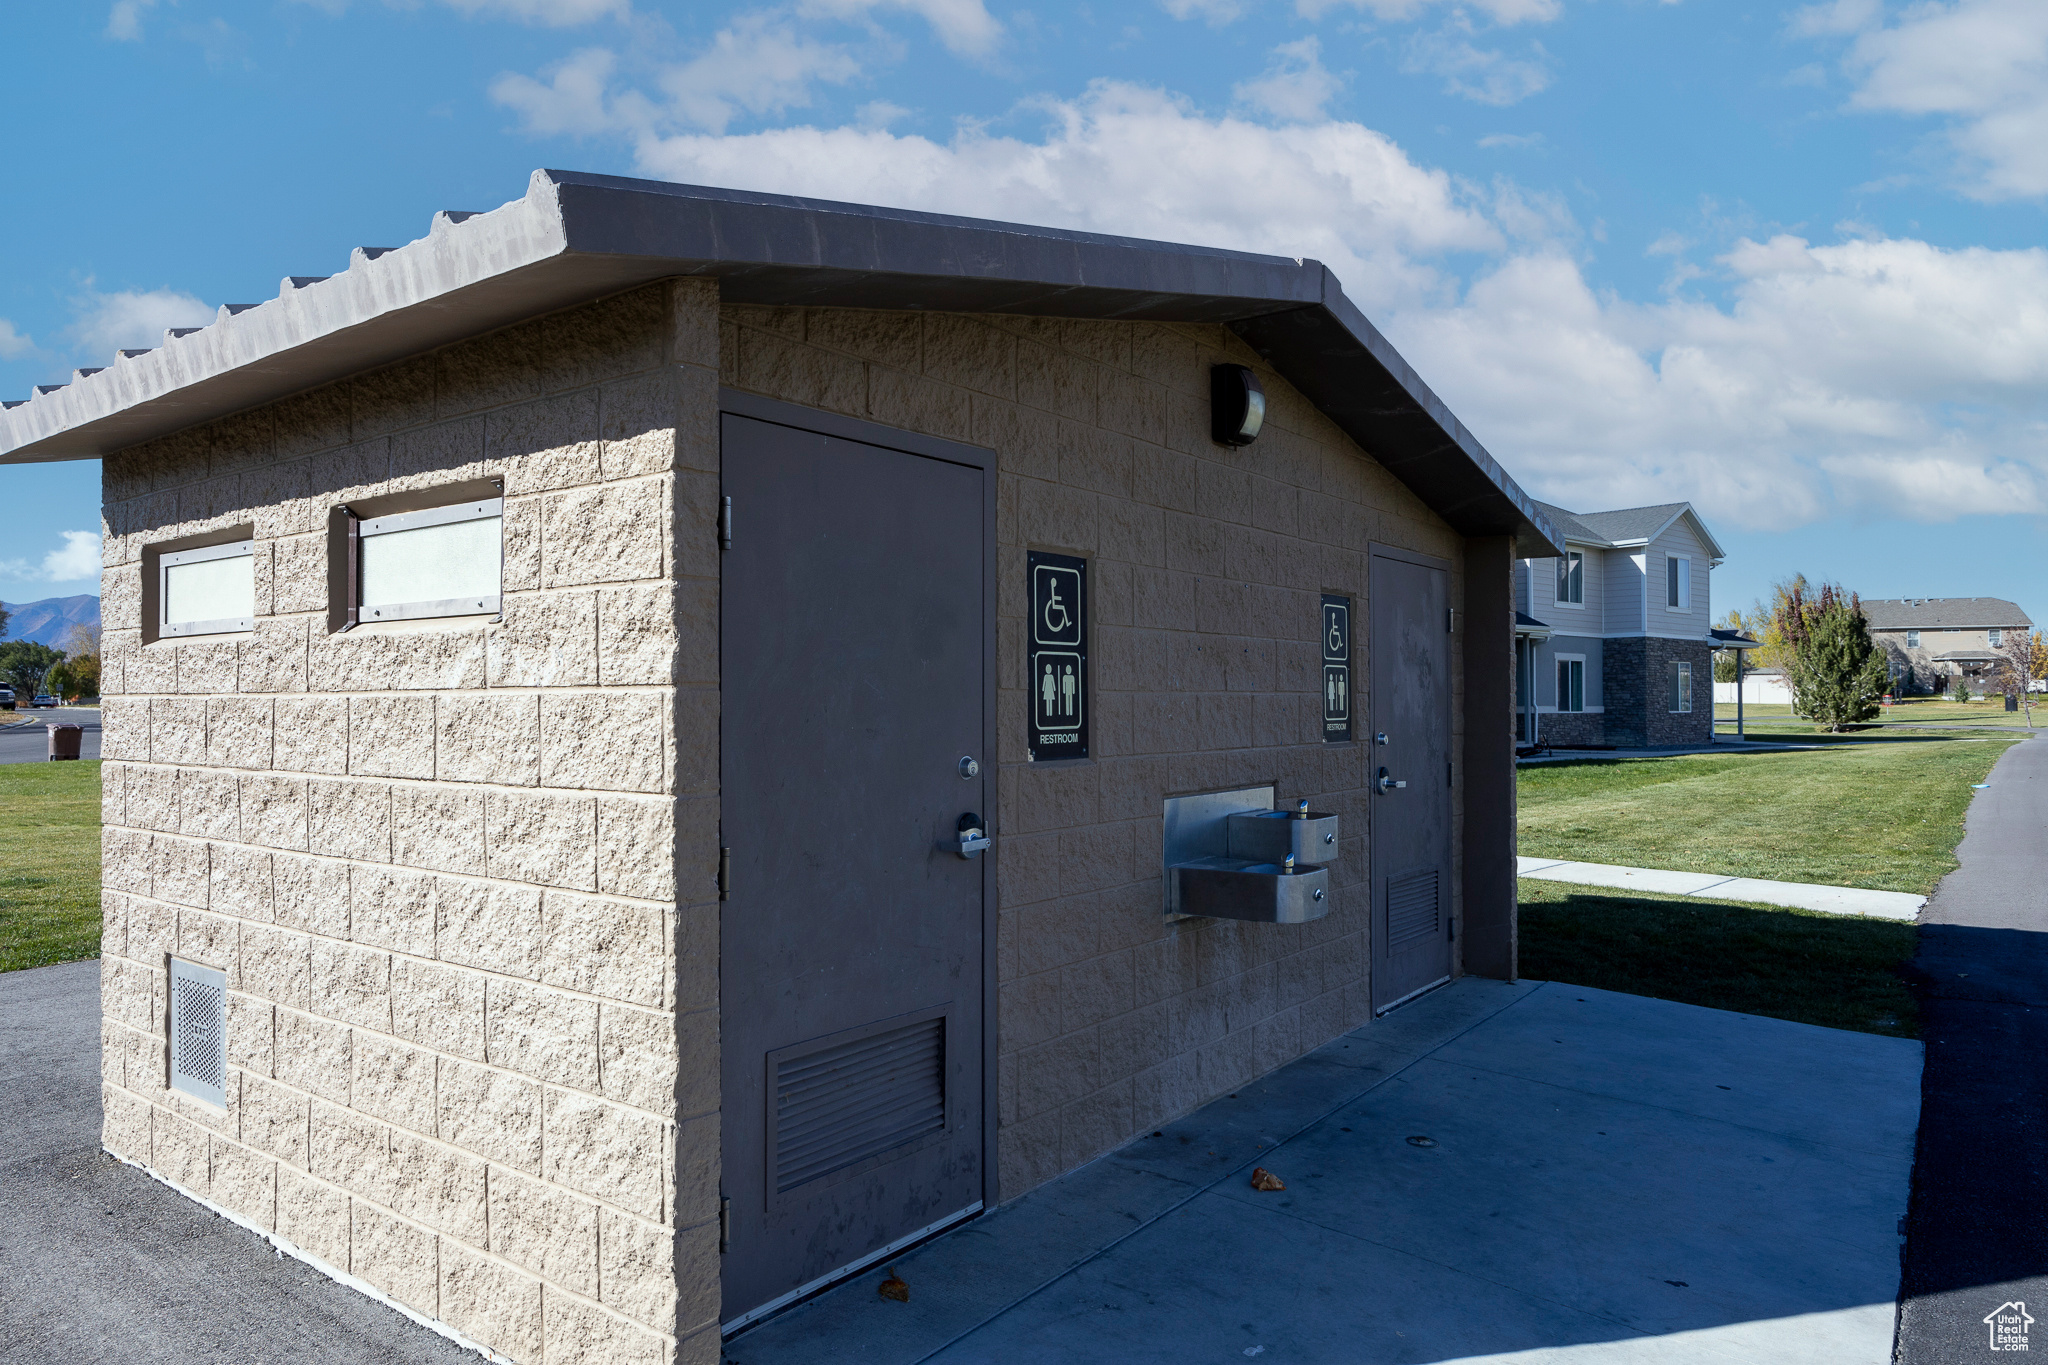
xmin=1517 ymin=856 xmax=1926 ymax=920
xmin=727 ymin=979 xmax=1921 ymax=1365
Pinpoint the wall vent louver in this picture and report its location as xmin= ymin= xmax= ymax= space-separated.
xmin=772 ymin=1015 xmax=946 ymax=1195
xmin=1387 ymin=870 xmax=1442 ymax=948
xmin=169 ymin=958 xmax=228 ymax=1108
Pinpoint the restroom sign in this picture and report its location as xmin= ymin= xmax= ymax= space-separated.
xmin=1322 ymin=594 xmax=1351 ymax=742
xmin=1029 ymin=552 xmax=1089 ymax=760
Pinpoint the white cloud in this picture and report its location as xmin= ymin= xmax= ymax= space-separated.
xmin=1297 ymin=0 xmax=1562 ymax=26
xmin=1161 ymin=0 xmax=1248 ymax=25
xmin=0 ymin=320 xmax=33 ymax=361
xmin=1395 ymin=234 xmax=2048 ymax=526
xmin=494 ymin=16 xmax=861 ymax=137
xmin=1477 ymin=131 xmax=1544 ymax=148
xmin=294 ymin=0 xmax=629 ymax=21
xmin=626 ymin=81 xmax=1504 ymax=311
xmin=1814 ymin=0 xmax=2048 ymax=200
xmin=0 ymin=532 xmax=103 ymax=586
xmin=441 ymin=0 xmax=631 ymax=22
xmin=1403 ymin=28 xmax=1553 ymax=105
xmin=106 ymin=0 xmax=162 ymax=40
xmin=1234 ymin=38 xmax=1343 ymax=122
xmin=65 ymin=288 xmax=215 ymax=363
xmin=798 ymin=0 xmax=1002 ymax=57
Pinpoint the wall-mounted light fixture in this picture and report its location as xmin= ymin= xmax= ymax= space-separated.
xmin=1211 ymin=364 xmax=1266 ymax=447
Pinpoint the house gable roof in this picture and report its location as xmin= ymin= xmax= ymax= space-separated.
xmin=1530 ymin=498 xmax=1725 ymax=560
xmin=1864 ymin=597 xmax=2033 ymax=630
xmin=0 ymin=169 xmax=1563 ymax=557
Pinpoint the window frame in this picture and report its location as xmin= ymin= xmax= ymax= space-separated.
xmin=1669 ymin=659 xmax=1693 ymax=713
xmin=1554 ymin=550 xmax=1585 ymax=607
xmin=350 ymin=496 xmax=505 ymax=625
xmin=1989 ymin=627 xmax=2003 ymax=647
xmin=1906 ymin=629 xmax=1920 ymax=649
xmin=158 ymin=539 xmax=256 ymax=639
xmin=1665 ymin=554 xmax=1691 ymax=611
xmin=1555 ymin=654 xmax=1586 ymax=713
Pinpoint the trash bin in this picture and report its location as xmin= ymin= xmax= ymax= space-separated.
xmin=47 ymin=724 xmax=81 ymax=761
xmin=2008 ymin=694 xmax=2020 ymax=712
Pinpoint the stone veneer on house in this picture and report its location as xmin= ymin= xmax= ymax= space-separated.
xmin=96 ymin=280 xmax=1472 ymax=1365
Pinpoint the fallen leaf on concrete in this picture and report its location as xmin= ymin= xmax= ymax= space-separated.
xmin=879 ymin=1270 xmax=910 ymax=1303
xmin=1249 ymin=1167 xmax=1286 ymax=1192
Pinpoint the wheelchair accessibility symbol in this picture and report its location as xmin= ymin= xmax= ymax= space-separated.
xmin=1033 ymin=564 xmax=1084 ymax=647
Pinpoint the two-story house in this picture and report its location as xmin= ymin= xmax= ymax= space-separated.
xmin=1865 ymin=598 xmax=2033 ymax=692
xmin=1515 ymin=501 xmax=1726 ymax=748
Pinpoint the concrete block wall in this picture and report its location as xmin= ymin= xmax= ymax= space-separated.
xmin=718 ymin=305 xmax=1467 ymax=1200
xmin=97 ymin=280 xmax=723 ymax=1365
xmin=1643 ymin=638 xmax=1713 ymax=747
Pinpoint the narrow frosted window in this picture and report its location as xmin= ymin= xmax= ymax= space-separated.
xmin=1669 ymin=660 xmax=1694 ymax=712
xmin=357 ymin=499 xmax=503 ymax=622
xmin=160 ymin=541 xmax=254 ymax=637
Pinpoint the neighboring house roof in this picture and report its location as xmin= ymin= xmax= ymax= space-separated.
xmin=1709 ymin=627 xmax=1761 ymax=649
xmin=1932 ymin=651 xmax=2000 ymax=664
xmin=1515 ymin=611 xmax=1552 ymax=639
xmin=0 ymin=169 xmax=1563 ymax=557
xmin=1530 ymin=499 xmax=1726 ymax=561
xmin=1864 ymin=597 xmax=2033 ymax=629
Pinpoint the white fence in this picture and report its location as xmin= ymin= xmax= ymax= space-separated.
xmin=1713 ymin=675 xmax=1794 ymax=705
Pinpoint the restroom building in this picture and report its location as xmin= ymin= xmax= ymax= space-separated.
xmin=0 ymin=171 xmax=1560 ymax=1363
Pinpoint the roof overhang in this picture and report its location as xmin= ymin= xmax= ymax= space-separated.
xmin=0 ymin=169 xmax=1563 ymax=558
xmin=1514 ymin=611 xmax=1553 ymax=640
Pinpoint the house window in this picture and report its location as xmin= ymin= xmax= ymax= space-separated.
xmin=1907 ymin=629 xmax=1920 ymax=648
xmin=1556 ymin=657 xmax=1585 ymax=712
xmin=1555 ymin=551 xmax=1584 ymax=606
xmin=1666 ymin=555 xmax=1690 ymax=611
xmin=159 ymin=539 xmax=255 ymax=638
xmin=1989 ymin=628 xmax=2003 ymax=647
xmin=1669 ymin=660 xmax=1693 ymax=713
xmin=353 ymin=497 xmax=503 ymax=623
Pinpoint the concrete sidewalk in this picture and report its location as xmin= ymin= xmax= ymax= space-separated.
xmin=730 ymin=977 xmax=1919 ymax=1365
xmin=1518 ymin=855 xmax=1926 ymax=920
xmin=2 ymin=966 xmax=1921 ymax=1365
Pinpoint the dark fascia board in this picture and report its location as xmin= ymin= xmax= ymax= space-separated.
xmin=1 ymin=168 xmax=1562 ymax=557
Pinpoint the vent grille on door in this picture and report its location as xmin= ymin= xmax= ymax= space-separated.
xmin=1386 ymin=871 xmax=1441 ymax=948
xmin=169 ymin=958 xmax=228 ymax=1108
xmin=774 ymin=1016 xmax=945 ymax=1195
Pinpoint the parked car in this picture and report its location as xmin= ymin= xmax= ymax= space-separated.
xmin=31 ymin=694 xmax=57 ymax=708
xmin=0 ymin=687 xmax=13 ymax=710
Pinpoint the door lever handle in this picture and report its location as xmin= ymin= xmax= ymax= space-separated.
xmin=956 ymin=812 xmax=991 ymax=859
xmin=1376 ymin=767 xmax=1407 ymax=794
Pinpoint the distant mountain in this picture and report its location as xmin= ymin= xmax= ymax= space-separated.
xmin=0 ymin=595 xmax=99 ymax=650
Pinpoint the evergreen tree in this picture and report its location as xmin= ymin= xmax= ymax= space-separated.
xmin=1774 ymin=582 xmax=1888 ymax=731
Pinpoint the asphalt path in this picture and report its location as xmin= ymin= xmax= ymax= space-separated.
xmin=1896 ymin=732 xmax=2048 ymax=1362
xmin=0 ymin=707 xmax=102 ymax=764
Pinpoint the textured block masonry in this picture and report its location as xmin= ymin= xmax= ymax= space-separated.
xmin=98 ymin=279 xmax=722 ymax=1365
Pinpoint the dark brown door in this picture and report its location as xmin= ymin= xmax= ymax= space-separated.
xmin=719 ymin=405 xmax=989 ymax=1329
xmin=1369 ymin=547 xmax=1454 ymax=1012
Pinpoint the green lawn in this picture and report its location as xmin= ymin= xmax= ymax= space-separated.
xmin=1715 ymin=699 xmax=2040 ymax=729
xmin=1520 ymin=881 xmax=1919 ymax=1039
xmin=0 ymin=761 xmax=103 ymax=972
xmin=1518 ymin=735 xmax=2017 ymax=894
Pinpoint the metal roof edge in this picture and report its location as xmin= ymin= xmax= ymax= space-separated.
xmin=0 ymin=169 xmax=1561 ymax=556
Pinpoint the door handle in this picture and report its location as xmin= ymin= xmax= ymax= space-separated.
xmin=956 ymin=812 xmax=991 ymax=859
xmin=1376 ymin=767 xmax=1407 ymax=794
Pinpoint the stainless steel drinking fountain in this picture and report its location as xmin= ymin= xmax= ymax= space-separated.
xmin=1163 ymin=786 xmax=1338 ymax=924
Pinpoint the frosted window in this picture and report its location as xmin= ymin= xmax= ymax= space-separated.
xmin=164 ymin=553 xmax=253 ymax=627
xmin=360 ymin=514 xmax=502 ymax=616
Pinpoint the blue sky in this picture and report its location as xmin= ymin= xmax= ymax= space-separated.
xmin=2 ymin=0 xmax=2044 ymax=630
